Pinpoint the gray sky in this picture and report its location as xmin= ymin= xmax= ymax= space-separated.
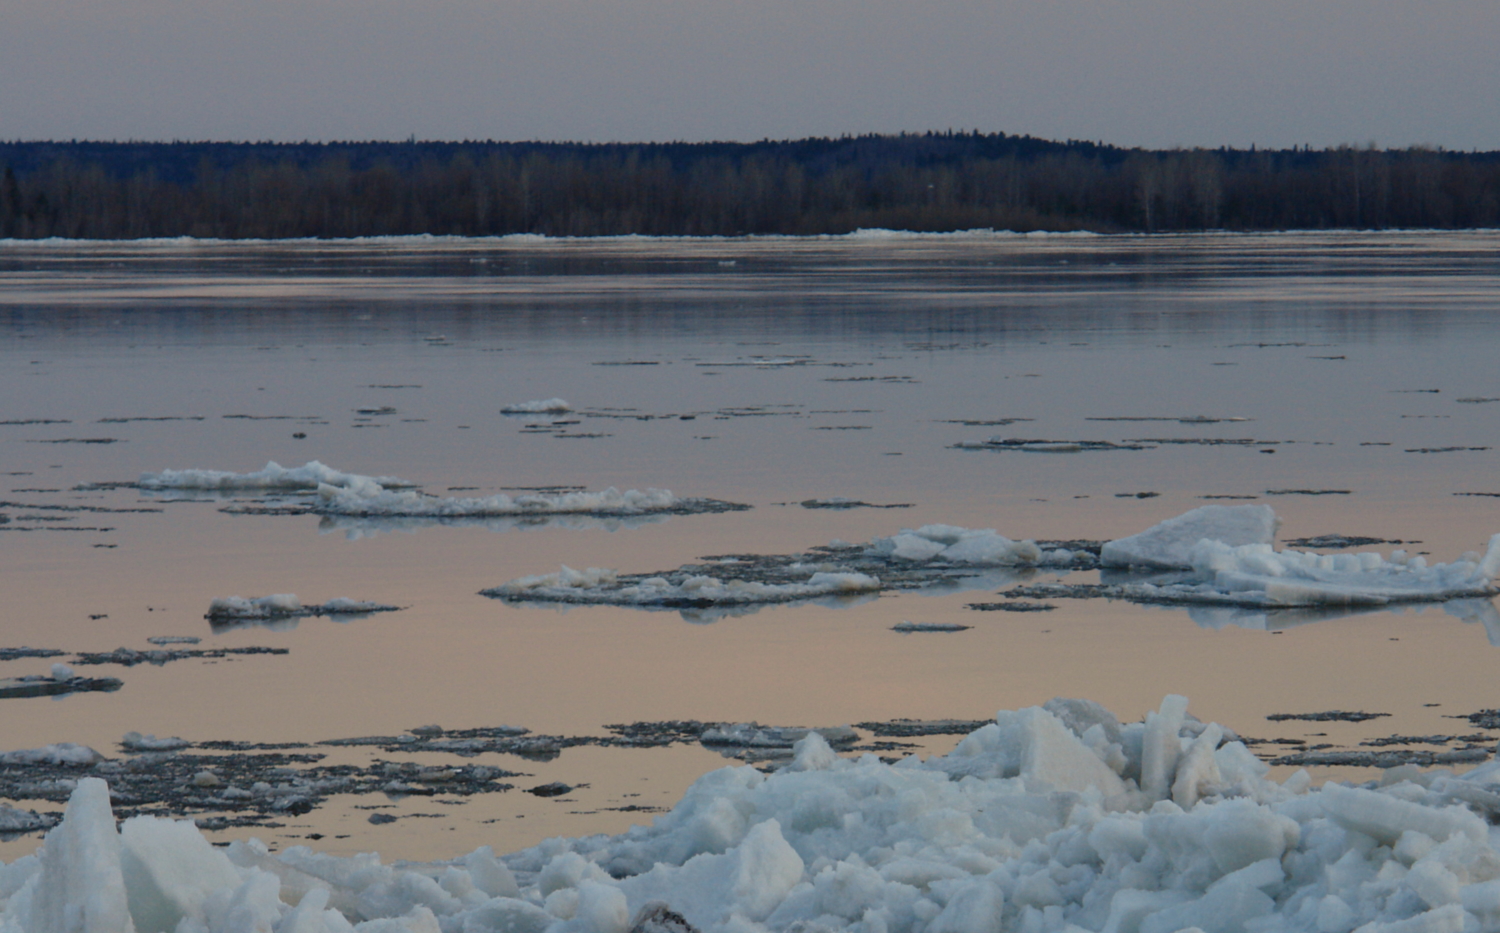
xmin=3 ymin=0 xmax=1497 ymax=148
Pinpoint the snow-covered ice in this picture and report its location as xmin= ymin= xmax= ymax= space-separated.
xmin=1100 ymin=505 xmax=1280 ymax=570
xmin=10 ymin=696 xmax=1500 ymax=933
xmin=139 ymin=461 xmax=411 ymax=491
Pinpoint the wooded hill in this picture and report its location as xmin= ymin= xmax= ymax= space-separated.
xmin=2 ymin=133 xmax=1498 ymax=238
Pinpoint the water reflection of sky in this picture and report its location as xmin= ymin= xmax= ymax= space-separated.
xmin=3 ymin=231 xmax=1500 ymax=860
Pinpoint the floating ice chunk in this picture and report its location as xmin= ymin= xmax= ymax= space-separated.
xmin=891 ymin=621 xmax=970 ymax=633
xmin=500 ymin=398 xmax=572 ymax=414
xmin=0 ymin=803 xmax=54 ymax=833
xmin=315 ymin=481 xmax=702 ymax=518
xmin=866 ymin=525 xmax=1047 ymax=566
xmin=318 ymin=511 xmax=674 ymax=540
xmin=121 ymin=733 xmax=190 ymax=753
xmin=490 ymin=566 xmax=619 ymax=593
xmin=140 ymin=460 xmax=411 ymax=491
xmin=1101 ymin=505 xmax=1280 ymax=569
xmin=319 ymin=598 xmax=401 ymax=614
xmin=0 ymin=743 xmax=103 ymax=766
xmin=1129 ymin=535 xmax=1500 ymax=607
xmin=204 ymin=595 xmax=401 ymax=620
xmin=484 ymin=568 xmax=880 ymax=607
xmin=205 ymin=594 xmax=303 ymax=618
xmin=700 ymin=724 xmax=857 ymax=749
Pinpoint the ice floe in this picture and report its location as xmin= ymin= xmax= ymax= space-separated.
xmin=139 ymin=461 xmax=411 ymax=491
xmin=11 ymin=696 xmax=1500 ymax=933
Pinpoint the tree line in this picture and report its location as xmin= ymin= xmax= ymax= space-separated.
xmin=2 ymin=133 xmax=1498 ymax=238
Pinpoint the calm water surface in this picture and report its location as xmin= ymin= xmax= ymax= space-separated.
xmin=2 ymin=231 xmax=1499 ymax=860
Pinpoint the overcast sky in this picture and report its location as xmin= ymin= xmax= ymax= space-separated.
xmin=3 ymin=0 xmax=1497 ymax=149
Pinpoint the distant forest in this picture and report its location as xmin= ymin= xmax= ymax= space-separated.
xmin=2 ymin=133 xmax=1499 ymax=238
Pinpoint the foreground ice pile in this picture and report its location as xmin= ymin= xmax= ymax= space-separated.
xmin=10 ymin=697 xmax=1500 ymax=933
xmin=140 ymin=461 xmax=412 ymax=491
xmin=484 ymin=567 xmax=881 ymax=607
